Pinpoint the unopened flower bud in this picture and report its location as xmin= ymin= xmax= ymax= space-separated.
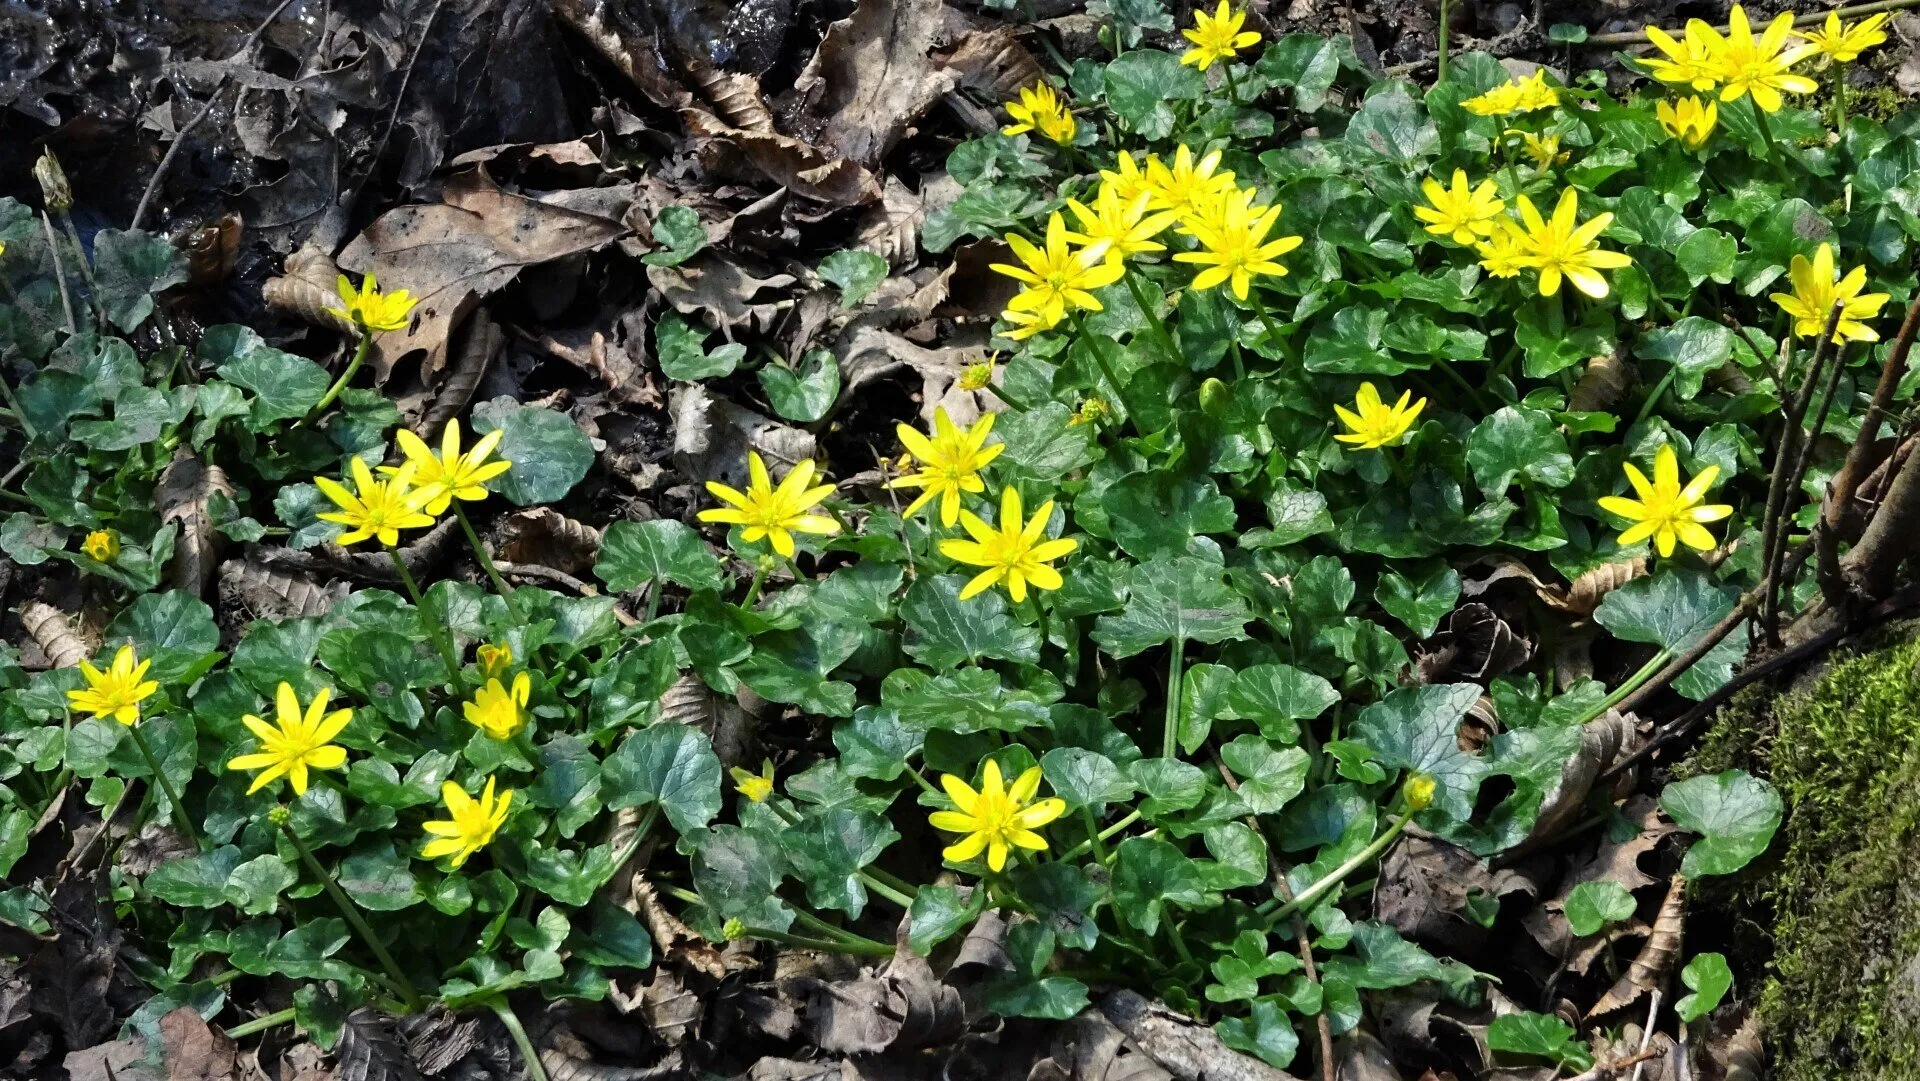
xmin=722 ymin=917 xmax=747 ymax=941
xmin=958 ymin=359 xmax=996 ymax=392
xmin=82 ymin=530 xmax=119 ymax=563
xmin=34 ymin=149 xmax=71 ymax=213
xmin=267 ymin=805 xmax=292 ymax=827
xmin=1199 ymin=377 xmax=1229 ymax=416
xmin=1403 ymin=773 xmax=1437 ymax=812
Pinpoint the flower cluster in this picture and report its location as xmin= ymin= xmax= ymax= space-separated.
xmin=1418 ymin=177 xmax=1631 ymax=300
xmin=1644 ymin=5 xmax=1822 ymax=114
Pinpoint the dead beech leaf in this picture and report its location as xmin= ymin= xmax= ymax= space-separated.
xmin=1546 ymin=557 xmax=1649 ymax=618
xmin=1509 ymin=710 xmax=1637 ymax=860
xmin=680 ymin=51 xmax=775 ymax=133
xmin=671 ymin=384 xmax=817 ymax=491
xmin=338 ymin=170 xmax=632 ymax=380
xmin=157 ymin=454 xmax=233 ymax=597
xmin=1028 ymin=1004 xmax=1174 ymax=1081
xmin=499 ymin=508 xmax=603 ymax=576
xmin=789 ymin=0 xmax=959 ymax=168
xmin=682 ymin=108 xmax=881 ymax=208
xmin=855 ymin=174 xmax=939 ymax=268
xmin=1569 ymin=348 xmax=1632 ymax=413
xmin=548 ymin=0 xmax=692 ymax=113
xmin=21 ymin=600 xmax=91 ymax=669
xmin=661 ymin=672 xmax=754 ymax=772
xmin=62 ymin=1038 xmax=159 ymax=1081
xmin=838 ymin=327 xmax=975 ymax=426
xmin=1097 ymin=991 xmax=1299 ymax=1081
xmin=1376 ymin=834 xmax=1497 ymax=957
xmin=263 ymin=242 xmax=357 ymax=338
xmin=647 ymin=249 xmax=794 ymax=335
xmin=219 ymin=558 xmax=348 ymax=621
xmin=1589 ymin=873 xmax=1686 ymax=1018
xmin=157 ymin=1005 xmax=246 ymax=1081
xmin=943 ymin=26 xmax=1046 ymax=103
xmin=418 ymin=310 xmax=502 ymax=440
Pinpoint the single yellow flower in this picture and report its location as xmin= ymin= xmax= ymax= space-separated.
xmin=1796 ymin=11 xmax=1889 ymax=63
xmin=464 ymin=672 xmax=530 ymax=740
xmin=382 ymin=421 xmax=511 ymax=516
xmin=1063 ymin=187 xmax=1180 ymax=265
xmin=1769 ymin=243 xmax=1890 ymax=343
xmin=67 ymin=644 xmax=159 ymax=726
xmin=998 ymin=305 xmax=1062 ymax=342
xmin=1643 ymin=20 xmax=1727 ymax=91
xmin=1716 ymin=6 xmax=1816 ymax=113
xmin=992 ymin=212 xmax=1124 ymax=325
xmin=1144 ymin=144 xmax=1237 ymax=218
xmin=227 ymin=682 xmax=352 ymax=795
xmin=928 ymin=759 xmax=1066 ymax=872
xmin=330 ymin=274 xmax=417 ymax=334
xmin=476 ymin=642 xmax=513 ymax=681
xmin=957 ymin=358 xmax=997 ymax=392
xmin=698 ymin=451 xmax=839 ymax=559
xmin=421 ymin=777 xmax=513 ymax=868
xmin=1656 ymin=96 xmax=1719 ymax=149
xmin=731 ymin=759 xmax=775 ymax=804
xmin=1334 ymin=383 xmax=1427 ymax=450
xmin=1174 ymin=186 xmax=1303 ymax=301
xmin=1001 ymin=82 xmax=1077 ymax=145
xmin=938 ymin=486 xmax=1078 ymax=602
xmin=1404 ymin=773 xmax=1437 ymax=811
xmin=1475 ymin=220 xmax=1531 ymax=279
xmin=890 ymin=408 xmax=1006 ymax=527
xmin=1512 ymin=130 xmax=1567 ymax=169
xmin=1413 ymin=169 xmax=1506 ymax=246
xmin=1597 ymin=445 xmax=1734 ymax=558
xmin=1180 ymin=0 xmax=1261 ymax=70
xmin=1463 ymin=70 xmax=1560 ymax=116
xmin=315 ymin=457 xmax=437 ymax=547
xmin=1100 ymin=151 xmax=1153 ymax=205
xmin=1511 ymin=189 xmax=1633 ymax=299
xmin=81 ymin=530 xmax=119 ymax=563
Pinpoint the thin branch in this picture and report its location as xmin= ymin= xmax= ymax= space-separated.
xmin=1760 ymin=307 xmax=1842 ymax=644
xmin=1766 ymin=336 xmax=1852 ymax=641
xmin=39 ymin=212 xmax=76 ymax=335
xmin=1818 ymin=291 xmax=1920 ymax=605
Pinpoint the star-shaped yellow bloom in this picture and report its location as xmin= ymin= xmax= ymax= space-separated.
xmin=1512 ymin=130 xmax=1567 ymax=169
xmin=1716 ymin=6 xmax=1816 ymax=113
xmin=890 ymin=408 xmax=1005 ymax=526
xmin=992 ymin=212 xmax=1124 ymax=325
xmin=1144 ymin=144 xmax=1237 ymax=219
xmin=227 ymin=682 xmax=352 ymax=795
xmin=421 ymin=777 xmax=513 ymax=868
xmin=315 ymin=457 xmax=437 ymax=547
xmin=330 ymin=274 xmax=417 ymax=334
xmin=67 ymin=644 xmax=159 ymax=726
xmin=698 ymin=451 xmax=839 ymax=559
xmin=464 ymin=672 xmax=530 ymax=740
xmin=929 ymin=759 xmax=1066 ymax=873
xmin=82 ymin=530 xmax=119 ymax=563
xmin=731 ymin=759 xmax=775 ymax=804
xmin=1413 ymin=169 xmax=1505 ymax=246
xmin=381 ymin=421 xmax=511 ymax=517
xmin=1510 ymin=189 xmax=1633 ymax=299
xmin=998 ymin=306 xmax=1062 ymax=342
xmin=1643 ymin=19 xmax=1727 ymax=91
xmin=1797 ymin=11 xmax=1889 ymax=63
xmin=1100 ymin=151 xmax=1154 ymax=205
xmin=1001 ymin=82 xmax=1077 ymax=145
xmin=1174 ymin=186 xmax=1303 ymax=301
xmin=1180 ymin=0 xmax=1261 ymax=70
xmin=1334 ymin=383 xmax=1427 ymax=450
xmin=1462 ymin=70 xmax=1560 ymax=116
xmin=1597 ymin=445 xmax=1734 ymax=558
xmin=476 ymin=641 xmax=513 ymax=681
xmin=1769 ymin=243 xmax=1889 ymax=343
xmin=938 ymin=486 xmax=1078 ymax=603
xmin=1656 ymin=96 xmax=1718 ymax=149
xmin=1064 ymin=186 xmax=1180 ymax=265
xmin=1475 ymin=220 xmax=1530 ymax=279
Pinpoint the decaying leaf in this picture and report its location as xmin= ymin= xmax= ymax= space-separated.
xmin=637 ymin=969 xmax=703 ymax=1050
xmin=788 ymin=0 xmax=960 ymax=168
xmin=1569 ymin=348 xmax=1632 ymax=413
xmin=1376 ymin=834 xmax=1500 ymax=957
xmin=1510 ymin=710 xmax=1638 ymax=859
xmin=1028 ymin=1003 xmax=1175 ymax=1081
xmin=115 ymin=823 xmax=196 ymax=878
xmin=1544 ymin=558 xmax=1650 ymax=619
xmin=837 ymin=327 xmax=976 ymax=427
xmin=1097 ymin=991 xmax=1301 ymax=1081
xmin=1417 ymin=602 xmax=1531 ymax=682
xmin=418 ymin=310 xmax=503 ymax=440
xmin=647 ymin=248 xmax=795 ymax=335
xmin=680 ymin=52 xmax=775 ymax=133
xmin=21 ymin=600 xmax=91 ymax=669
xmin=548 ymin=0 xmax=692 ymax=113
xmin=219 ymin=558 xmax=349 ymax=621
xmin=499 ymin=507 xmax=604 ymax=576
xmin=1719 ymin=1010 xmax=1764 ymax=1081
xmin=660 ymin=672 xmax=755 ymax=772
xmin=62 ymin=1037 xmax=159 ymax=1081
xmin=1589 ymin=873 xmax=1686 ymax=1018
xmin=855 ymin=174 xmax=949 ymax=268
xmin=943 ymin=26 xmax=1046 ymax=103
xmin=1334 ymin=1027 xmax=1406 ymax=1081
xmin=157 ymin=1006 xmax=248 ymax=1081
xmin=157 ymin=453 xmax=233 ymax=597
xmin=682 ymin=108 xmax=882 ymax=208
xmin=671 ymin=384 xmax=818 ymax=493
xmin=782 ymin=950 xmax=964 ymax=1057
xmin=336 ymin=1007 xmax=421 ymax=1081
xmin=263 ymin=242 xmax=358 ymax=338
xmin=626 ymin=873 xmax=728 ymax=982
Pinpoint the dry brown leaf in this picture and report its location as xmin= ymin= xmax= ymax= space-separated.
xmin=646 ymin=248 xmax=795 ymax=334
xmin=157 ymin=454 xmax=233 ymax=598
xmin=680 ymin=52 xmax=775 ymax=133
xmin=660 ymin=672 xmax=755 ymax=772
xmin=548 ymin=0 xmax=692 ymax=113
xmin=943 ymin=26 xmax=1045 ymax=103
xmin=1098 ymin=991 xmax=1301 ymax=1081
xmin=1028 ymin=1004 xmax=1174 ymax=1081
xmin=62 ymin=1037 xmax=159 ymax=1081
xmin=855 ymin=174 xmax=938 ymax=268
xmin=1719 ymin=1010 xmax=1764 ymax=1081
xmin=21 ymin=600 xmax=91 ymax=669
xmin=626 ymin=873 xmax=729 ymax=982
xmin=1544 ymin=557 xmax=1649 ymax=618
xmin=1375 ymin=834 xmax=1498 ymax=957
xmin=1509 ymin=710 xmax=1637 ymax=859
xmin=218 ymin=558 xmax=348 ymax=621
xmin=1589 ymin=873 xmax=1686 ymax=1018
xmin=682 ymin=108 xmax=881 ymax=208
xmin=789 ymin=0 xmax=959 ymax=168
xmin=263 ymin=242 xmax=357 ymax=338
xmin=1334 ymin=1028 xmax=1406 ymax=1081
xmin=1569 ymin=348 xmax=1632 ymax=413
xmin=157 ymin=1005 xmax=250 ymax=1081
xmin=671 ymin=384 xmax=818 ymax=492
xmin=498 ymin=507 xmax=603 ymax=576
xmin=418 ymin=310 xmax=502 ymax=440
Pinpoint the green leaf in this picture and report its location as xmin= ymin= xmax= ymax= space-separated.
xmin=18 ymin=369 xmax=99 ymax=434
xmin=106 ymin=590 xmax=219 ymax=681
xmin=1219 ymin=735 xmax=1310 ymax=814
xmin=881 ymin=666 xmax=1053 ymax=734
xmin=1128 ymin=758 xmax=1210 ymax=818
xmin=690 ymin=825 xmax=793 ymax=932
xmin=1258 ymin=34 xmax=1343 ymax=111
xmin=996 ymin=402 xmax=1100 ymax=481
xmin=1250 ymin=479 xmax=1335 ymax=548
xmin=573 ymin=902 xmax=653 ymax=970
xmin=72 ymin=385 xmax=175 ymax=452
xmin=643 ymin=205 xmax=708 ymax=267
xmin=1486 ymin=1012 xmax=1594 ymax=1070
xmin=470 ymin=397 xmax=595 ymax=506
xmin=146 ymin=846 xmax=246 ymax=908
xmin=92 ymin=228 xmax=189 ymax=331
xmin=983 ymin=974 xmax=1091 ymax=1020
xmin=1102 ymin=472 xmax=1238 ymax=560
xmin=1091 ymin=556 xmax=1250 ymax=658
xmin=1110 ymin=836 xmax=1214 ymax=935
xmin=786 ymin=807 xmax=900 ymax=917
xmin=0 ymin=512 xmax=66 ymax=566
xmin=596 ymin=519 xmax=725 ymax=593
xmin=1228 ymin=663 xmax=1339 ymax=743
xmin=1215 ymin=1001 xmax=1299 ymax=1071
xmin=656 ymin=312 xmax=745 ymax=381
xmin=1103 ymin=0 xmax=1174 ymax=47
xmin=337 ymin=841 xmax=422 ymax=911
xmin=1104 ymin=53 xmax=1204 ymax=138
xmin=1352 ymin=684 xmax=1486 ymax=822
xmin=1593 ymin=568 xmax=1740 ymax=699
xmin=1040 ymin=747 xmax=1134 ymax=810
xmin=1675 ymin=228 xmax=1737 ymax=286
xmin=220 ymin=345 xmax=331 ymax=427
xmin=908 ymin=884 xmax=979 ymax=956
xmin=834 ymin=706 xmax=925 ymax=781
xmin=1634 ymin=316 xmax=1735 ymax=400
xmin=276 ymin=483 xmax=343 ymax=549
xmin=1563 ymin=880 xmax=1636 ymax=936
xmin=1375 ymin=561 xmax=1461 ymax=639
xmin=1676 ymin=952 xmax=1733 ymax=1023
xmin=759 ymin=349 xmax=841 ymax=423
xmin=1660 ymin=769 xmax=1782 ymax=877
xmin=1466 ymin=406 xmax=1573 ymax=496
xmin=1016 ymin=862 xmax=1103 ymax=950
xmin=225 ymin=855 xmax=298 ymax=916
xmin=818 ymin=250 xmax=889 ymax=307
xmin=1346 ymin=83 xmax=1439 ymax=166
xmin=603 ymin=723 xmax=723 ymax=833
xmin=529 ymin=735 xmax=603 ymax=838
xmin=901 ymin=574 xmax=1041 ymax=669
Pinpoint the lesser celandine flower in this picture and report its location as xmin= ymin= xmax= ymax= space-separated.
xmin=1769 ymin=243 xmax=1889 ymax=343
xmin=991 ymin=212 xmax=1123 ymax=324
xmin=1797 ymin=11 xmax=1889 ymax=63
xmin=1598 ymin=446 xmax=1733 ymax=557
xmin=1180 ymin=0 xmax=1260 ymax=70
xmin=422 ymin=777 xmax=513 ymax=868
xmin=1413 ymin=170 xmax=1505 ymax=246
xmin=476 ymin=641 xmax=513 ymax=681
xmin=1063 ymin=187 xmax=1179 ymax=265
xmin=698 ymin=451 xmax=839 ymax=559
xmin=1513 ymin=131 xmax=1566 ymax=169
xmin=891 ymin=408 xmax=1005 ymax=527
xmin=331 ymin=274 xmax=418 ymax=333
xmin=465 ymin=672 xmax=530 ymax=740
xmin=1334 ymin=383 xmax=1427 ymax=450
xmin=1100 ymin=151 xmax=1153 ymax=204
xmin=67 ymin=645 xmax=158 ymax=726
xmin=1462 ymin=70 xmax=1559 ymax=116
xmin=1656 ymin=96 xmax=1718 ymax=149
xmin=384 ymin=422 xmax=511 ymax=516
xmin=1001 ymin=82 xmax=1076 ymax=145
xmin=1510 ymin=189 xmax=1632 ymax=299
xmin=316 ymin=458 xmax=436 ymax=547
xmin=227 ymin=682 xmax=352 ymax=795
xmin=1715 ymin=6 xmax=1816 ymax=113
xmin=732 ymin=760 xmax=775 ymax=804
xmin=1144 ymin=144 xmax=1236 ymax=218
xmin=929 ymin=759 xmax=1066 ymax=873
xmin=998 ymin=307 xmax=1061 ymax=342
xmin=1475 ymin=221 xmax=1530 ymax=279
xmin=1643 ymin=20 xmax=1726 ymax=91
xmin=81 ymin=529 xmax=118 ymax=563
xmin=939 ymin=486 xmax=1078 ymax=602
xmin=1174 ymin=187 xmax=1303 ymax=301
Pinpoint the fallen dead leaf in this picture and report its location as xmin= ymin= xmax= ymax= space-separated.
xmin=647 ymin=248 xmax=795 ymax=335
xmin=682 ymin=108 xmax=882 ymax=208
xmin=158 ymin=1006 xmax=248 ymax=1081
xmin=157 ymin=453 xmax=233 ymax=598
xmin=789 ymin=0 xmax=960 ymax=168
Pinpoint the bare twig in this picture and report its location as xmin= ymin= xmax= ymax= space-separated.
xmin=39 ymin=212 xmax=75 ymax=334
xmin=1760 ymin=307 xmax=1843 ymax=644
xmin=1767 ymin=336 xmax=1852 ymax=639
xmin=1585 ymin=0 xmax=1920 ymax=46
xmin=1630 ymin=990 xmax=1661 ymax=1081
xmin=1818 ymin=291 xmax=1920 ymax=603
xmin=494 ymin=560 xmax=638 ymax=627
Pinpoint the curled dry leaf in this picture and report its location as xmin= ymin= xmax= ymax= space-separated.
xmin=647 ymin=249 xmax=795 ymax=335
xmin=547 ymin=0 xmax=692 ymax=113
xmin=1093 ymin=991 xmax=1302 ymax=1081
xmin=21 ymin=600 xmax=91 ymax=670
xmin=263 ymin=242 xmax=359 ymax=339
xmin=1545 ymin=558 xmax=1650 ymax=619
xmin=219 ymin=558 xmax=348 ymax=621
xmin=336 ymin=1007 xmax=420 ymax=1081
xmin=943 ymin=26 xmax=1046 ymax=103
xmin=626 ymin=873 xmax=729 ymax=983
xmin=1376 ymin=834 xmax=1499 ymax=957
xmin=670 ymin=384 xmax=817 ymax=494
xmin=1588 ymin=873 xmax=1686 ymax=1018
xmin=1335 ymin=1027 xmax=1406 ymax=1081
xmin=156 ymin=453 xmax=233 ymax=597
xmin=418 ymin=310 xmax=502 ymax=441
xmin=1509 ymin=710 xmax=1637 ymax=859
xmin=499 ymin=507 xmax=604 ymax=576
xmin=660 ymin=671 xmax=755 ymax=772
xmin=1719 ymin=1010 xmax=1764 ymax=1081
xmin=783 ymin=953 xmax=964 ymax=1057
xmin=178 ymin=212 xmax=243 ymax=286
xmin=115 ymin=823 xmax=197 ymax=878
xmin=855 ymin=173 xmax=958 ymax=269
xmin=681 ymin=108 xmax=882 ymax=208
xmin=788 ymin=0 xmax=959 ymax=169
xmin=1569 ymin=347 xmax=1633 ymax=413
xmin=157 ymin=1005 xmax=247 ymax=1081
xmin=680 ymin=51 xmax=775 ymax=133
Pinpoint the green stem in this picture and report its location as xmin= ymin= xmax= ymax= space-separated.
xmin=1161 ymin=636 xmax=1185 ymax=759
xmin=1222 ymin=63 xmax=1241 ymax=107
xmin=1437 ymin=0 xmax=1453 ymax=83
xmin=128 ymin=723 xmax=203 ymax=851
xmin=1164 ymin=921 xmax=1196 ymax=967
xmin=790 ymin=907 xmax=897 ymax=954
xmin=1027 ymin=593 xmax=1051 ymax=651
xmin=453 ymin=503 xmax=512 ymax=599
xmin=1080 ymin=806 xmax=1109 ymax=864
xmin=1055 ymin=809 xmax=1143 ymax=862
xmin=767 ymin=800 xmax=914 ymax=907
xmin=983 ymin=381 xmax=1031 ymax=412
xmin=1262 ymin=807 xmax=1419 ymax=925
xmin=0 ymin=365 xmax=36 ymax=441
xmin=489 ymin=997 xmax=552 ymax=1081
xmin=1433 ymin=355 xmax=1494 ymax=414
xmin=906 ymin=764 xmax=942 ymax=799
xmin=741 ymin=925 xmax=896 ymax=958
xmin=381 ymin=538 xmax=460 ymax=675
xmin=1578 ymin=649 xmax=1674 ymax=725
xmin=1068 ymin=311 xmax=1126 ymax=407
xmin=1631 ymin=365 xmax=1679 ymax=428
xmin=1750 ymin=103 xmax=1791 ymax=182
xmin=225 ymin=1008 xmax=297 ymax=1039
xmin=55 ymin=213 xmax=102 ymax=328
xmin=310 ymin=336 xmax=370 ymax=416
xmin=279 ymin=817 xmax=421 ymax=1010
xmin=743 ymin=559 xmax=771 ymax=607
xmin=1123 ymin=268 xmax=1182 ymax=368
xmin=1835 ymin=61 xmax=1851 ymax=135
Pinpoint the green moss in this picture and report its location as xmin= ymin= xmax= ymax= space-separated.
xmin=1692 ymin=623 xmax=1920 ymax=1079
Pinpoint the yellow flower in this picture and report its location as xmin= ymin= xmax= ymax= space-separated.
xmin=1797 ymin=11 xmax=1889 ymax=63
xmin=464 ymin=672 xmax=530 ymax=740
xmin=938 ymin=486 xmax=1078 ymax=602
xmin=1463 ymin=70 xmax=1560 ymax=116
xmin=1656 ymin=96 xmax=1719 ymax=149
xmin=1512 ymin=130 xmax=1567 ymax=169
xmin=476 ymin=642 xmax=513 ymax=681
xmin=1180 ymin=0 xmax=1261 ymax=70
xmin=1769 ymin=243 xmax=1890 ymax=343
xmin=1064 ymin=187 xmax=1180 ymax=265
xmin=1100 ymin=151 xmax=1154 ymax=205
xmin=382 ymin=421 xmax=512 ymax=517
xmin=1070 ymin=397 xmax=1110 ymax=427
xmin=330 ymin=273 xmax=417 ymax=334
xmin=1643 ymin=19 xmax=1727 ymax=91
xmin=227 ymin=682 xmax=352 ymax=795
xmin=1174 ymin=186 xmax=1303 ymax=301
xmin=1413 ymin=169 xmax=1506 ymax=246
xmin=1001 ymin=82 xmax=1077 ymax=145
xmin=1334 ymin=382 xmax=1427 ymax=450
xmin=1404 ymin=773 xmax=1437 ymax=811
xmin=81 ymin=530 xmax=119 ymax=563
xmin=1597 ymin=445 xmax=1734 ymax=558
xmin=1474 ymin=221 xmax=1530 ymax=279
xmin=731 ymin=760 xmax=775 ymax=804
xmin=957 ymin=358 xmax=997 ymax=392
xmin=998 ymin=306 xmax=1062 ymax=341
xmin=1715 ymin=6 xmax=1817 ymax=113
xmin=1510 ymin=189 xmax=1633 ymax=299
xmin=315 ymin=457 xmax=437 ymax=547
xmin=928 ymin=759 xmax=1066 ymax=873
xmin=698 ymin=451 xmax=839 ymax=559
xmin=67 ymin=644 xmax=158 ymax=726
xmin=421 ymin=777 xmax=513 ymax=868
xmin=992 ymin=212 xmax=1124 ymax=325
xmin=1144 ymin=144 xmax=1237 ymax=218
xmin=891 ymin=408 xmax=1005 ymax=526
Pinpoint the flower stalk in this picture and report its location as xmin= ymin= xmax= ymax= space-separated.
xmin=128 ymin=723 xmax=204 ymax=851
xmin=453 ymin=503 xmax=513 ymax=598
xmin=381 ymin=537 xmax=462 ymax=674
xmin=277 ymin=812 xmax=421 ymax=1010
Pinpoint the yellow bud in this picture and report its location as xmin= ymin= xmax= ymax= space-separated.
xmin=1403 ymin=773 xmax=1437 ymax=812
xmin=82 ymin=530 xmax=119 ymax=563
xmin=731 ymin=761 xmax=775 ymax=804
xmin=476 ymin=642 xmax=513 ymax=681
xmin=958 ymin=360 xmax=996 ymax=392
xmin=722 ymin=917 xmax=747 ymax=941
